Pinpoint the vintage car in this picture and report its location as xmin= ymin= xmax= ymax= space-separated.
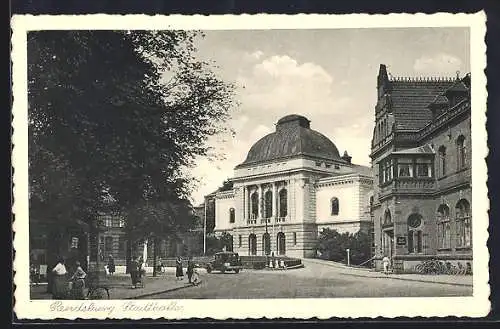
xmin=205 ymin=251 xmax=243 ymax=274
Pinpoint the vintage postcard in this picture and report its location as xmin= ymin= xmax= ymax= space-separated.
xmin=12 ymin=13 xmax=489 ymax=320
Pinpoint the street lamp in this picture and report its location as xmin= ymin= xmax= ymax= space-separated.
xmin=203 ymin=198 xmax=207 ymax=255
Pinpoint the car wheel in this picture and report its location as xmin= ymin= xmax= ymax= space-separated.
xmin=221 ymin=268 xmax=226 ymax=274
xmin=206 ymin=267 xmax=212 ymax=274
xmin=234 ymin=269 xmax=240 ymax=274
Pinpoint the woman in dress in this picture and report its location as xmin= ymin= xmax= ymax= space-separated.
xmin=51 ymin=257 xmax=68 ymax=299
xmin=70 ymin=261 xmax=87 ymax=299
xmin=175 ymin=256 xmax=184 ymax=280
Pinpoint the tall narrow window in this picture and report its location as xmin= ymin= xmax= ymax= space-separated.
xmin=293 ymin=232 xmax=297 ymax=245
xmin=279 ymin=189 xmax=288 ymax=218
xmin=438 ymin=146 xmax=447 ymax=177
xmin=250 ymin=192 xmax=259 ymax=219
xmin=238 ymin=235 xmax=242 ymax=247
xmin=331 ymin=197 xmax=339 ymax=215
xmin=407 ymin=214 xmax=423 ymax=254
xmin=264 ymin=190 xmax=273 ymax=218
xmin=457 ymin=135 xmax=467 ymax=169
xmin=456 ymin=199 xmax=471 ymax=247
xmin=437 ymin=204 xmax=451 ymax=249
xmin=229 ymin=208 xmax=235 ymax=223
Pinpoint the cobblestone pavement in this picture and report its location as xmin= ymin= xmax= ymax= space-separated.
xmin=30 ymin=271 xmax=205 ymax=300
xmin=30 ymin=260 xmax=472 ymax=299
xmin=145 ymin=261 xmax=472 ymax=299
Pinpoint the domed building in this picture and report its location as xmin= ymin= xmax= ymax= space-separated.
xmin=210 ymin=114 xmax=373 ymax=258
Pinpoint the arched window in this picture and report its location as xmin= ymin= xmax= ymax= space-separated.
xmin=279 ymin=189 xmax=288 ymax=218
xmin=264 ymin=190 xmax=273 ymax=218
xmin=331 ymin=197 xmax=339 ymax=216
xmin=437 ymin=204 xmax=451 ymax=249
xmin=407 ymin=214 xmax=423 ymax=254
xmin=456 ymin=199 xmax=471 ymax=247
xmin=248 ymin=234 xmax=257 ymax=255
xmin=438 ymin=146 xmax=447 ymax=177
xmin=229 ymin=208 xmax=235 ymax=223
xmin=250 ymin=192 xmax=259 ymax=219
xmin=383 ymin=210 xmax=392 ymax=226
xmin=277 ymin=232 xmax=286 ymax=255
xmin=456 ymin=135 xmax=467 ymax=170
xmin=262 ymin=233 xmax=271 ymax=255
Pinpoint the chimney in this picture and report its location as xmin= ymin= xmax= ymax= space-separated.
xmin=342 ymin=151 xmax=352 ymax=164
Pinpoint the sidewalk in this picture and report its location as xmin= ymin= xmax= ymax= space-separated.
xmin=303 ymin=258 xmax=473 ymax=287
xmin=30 ymin=268 xmax=204 ymax=300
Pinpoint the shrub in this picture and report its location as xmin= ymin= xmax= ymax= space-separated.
xmin=315 ymin=228 xmax=371 ymax=266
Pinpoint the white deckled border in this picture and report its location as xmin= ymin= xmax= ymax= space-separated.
xmin=11 ymin=12 xmax=489 ymax=320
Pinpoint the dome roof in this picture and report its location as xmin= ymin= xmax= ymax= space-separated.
xmin=237 ymin=114 xmax=342 ymax=167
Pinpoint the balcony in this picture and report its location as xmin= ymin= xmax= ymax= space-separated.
xmin=246 ymin=216 xmax=287 ymax=225
xmin=379 ymin=178 xmax=436 ymax=200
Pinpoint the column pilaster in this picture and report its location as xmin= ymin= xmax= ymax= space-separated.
xmin=258 ymin=184 xmax=263 ymax=219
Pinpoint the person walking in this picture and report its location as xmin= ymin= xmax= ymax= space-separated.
xmin=69 ymin=261 xmax=87 ymax=299
xmin=382 ymin=255 xmax=391 ymax=275
xmin=51 ymin=257 xmax=68 ymax=299
xmin=187 ymin=257 xmax=195 ymax=284
xmin=175 ymin=256 xmax=184 ymax=281
xmin=130 ymin=256 xmax=139 ymax=288
xmin=107 ymin=255 xmax=115 ymax=276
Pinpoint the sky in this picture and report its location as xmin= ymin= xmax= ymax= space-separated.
xmin=187 ymin=27 xmax=470 ymax=205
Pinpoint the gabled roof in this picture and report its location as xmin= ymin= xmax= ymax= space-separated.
xmin=389 ymin=80 xmax=455 ymax=131
xmin=392 ymin=144 xmax=435 ymax=155
xmin=445 ymin=80 xmax=469 ymax=93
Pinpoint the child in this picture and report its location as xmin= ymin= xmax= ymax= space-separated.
xmin=382 ymin=255 xmax=391 ymax=275
xmin=191 ymin=265 xmax=201 ymax=286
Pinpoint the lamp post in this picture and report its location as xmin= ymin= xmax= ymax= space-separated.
xmin=346 ymin=248 xmax=350 ymax=267
xmin=203 ymin=198 xmax=207 ymax=255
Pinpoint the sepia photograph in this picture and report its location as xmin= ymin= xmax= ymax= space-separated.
xmin=12 ymin=13 xmax=489 ymax=319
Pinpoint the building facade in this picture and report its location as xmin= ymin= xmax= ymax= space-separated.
xmin=371 ymin=64 xmax=472 ymax=272
xmin=211 ymin=114 xmax=373 ymax=258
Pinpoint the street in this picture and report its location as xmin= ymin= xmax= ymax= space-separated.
xmin=141 ymin=260 xmax=472 ymax=299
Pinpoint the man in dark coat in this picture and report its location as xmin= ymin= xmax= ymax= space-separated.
xmin=187 ymin=257 xmax=195 ymax=284
xmin=130 ymin=257 xmax=139 ymax=288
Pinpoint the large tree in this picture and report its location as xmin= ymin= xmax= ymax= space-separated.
xmin=28 ymin=30 xmax=236 ymax=265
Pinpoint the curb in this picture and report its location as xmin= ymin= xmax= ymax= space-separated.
xmin=125 ymin=283 xmax=197 ymax=299
xmin=302 ymin=259 xmax=473 ymax=287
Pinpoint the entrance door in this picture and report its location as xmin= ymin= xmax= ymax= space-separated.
xmin=248 ymin=234 xmax=257 ymax=255
xmin=277 ymin=232 xmax=286 ymax=255
xmin=262 ymin=233 xmax=271 ymax=256
xmin=382 ymin=229 xmax=394 ymax=258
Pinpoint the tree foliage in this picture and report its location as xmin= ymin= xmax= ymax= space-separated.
xmin=206 ymin=232 xmax=234 ymax=255
xmin=28 ymin=30 xmax=236 ymax=242
xmin=315 ymin=229 xmax=372 ymax=266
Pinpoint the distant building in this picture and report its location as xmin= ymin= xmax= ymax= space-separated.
xmin=371 ymin=64 xmax=472 ymax=272
xmin=209 ymin=114 xmax=373 ymax=258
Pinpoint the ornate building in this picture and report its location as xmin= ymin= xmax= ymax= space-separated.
xmin=371 ymin=64 xmax=472 ymax=272
xmin=210 ymin=114 xmax=373 ymax=258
